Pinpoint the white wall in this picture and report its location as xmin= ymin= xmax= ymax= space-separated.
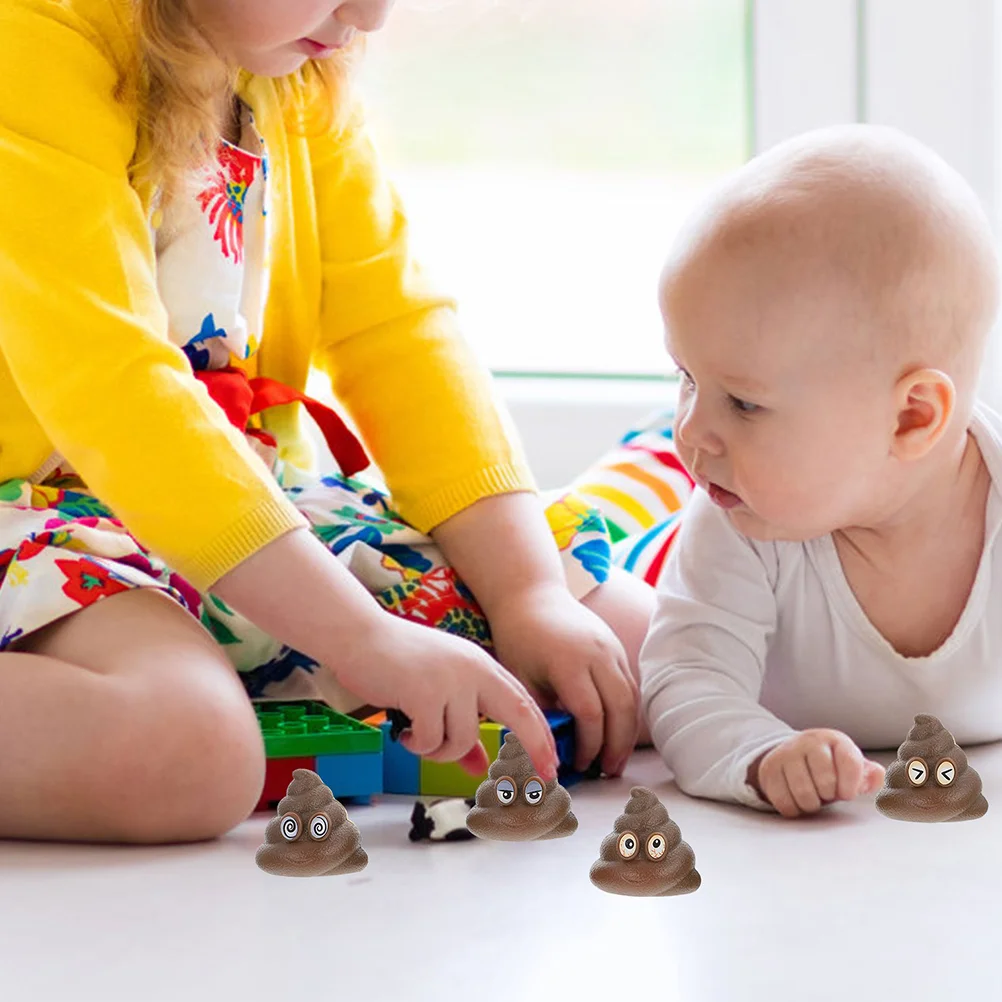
xmin=500 ymin=377 xmax=676 ymax=490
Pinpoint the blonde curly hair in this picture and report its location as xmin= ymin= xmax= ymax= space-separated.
xmin=131 ymin=0 xmax=363 ymax=207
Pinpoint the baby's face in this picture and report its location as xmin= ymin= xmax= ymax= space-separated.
xmin=188 ymin=0 xmax=394 ymax=76
xmin=661 ymin=247 xmax=896 ymax=542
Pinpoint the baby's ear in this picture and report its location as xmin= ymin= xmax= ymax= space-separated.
xmin=890 ymin=367 xmax=955 ymax=461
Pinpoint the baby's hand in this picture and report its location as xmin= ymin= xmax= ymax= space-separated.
xmin=747 ymin=729 xmax=885 ymax=818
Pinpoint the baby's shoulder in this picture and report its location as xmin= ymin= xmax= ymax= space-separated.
xmin=971 ymin=400 xmax=1002 ymax=469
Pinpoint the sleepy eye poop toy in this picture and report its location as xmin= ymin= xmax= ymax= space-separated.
xmin=876 ymin=714 xmax=988 ymax=823
xmin=465 ymin=732 xmax=578 ymax=841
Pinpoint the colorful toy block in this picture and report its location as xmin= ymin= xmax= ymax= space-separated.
xmin=363 ymin=706 xmax=595 ymax=798
xmin=376 ymin=719 xmax=420 ymax=796
xmin=315 ymin=751 xmax=383 ymax=806
xmin=364 ymin=713 xmax=505 ymax=797
xmin=419 ymin=722 xmax=504 ymax=798
xmin=255 ymin=756 xmax=315 ymax=813
xmin=255 ymin=700 xmax=380 ymax=758
xmin=253 ymin=700 xmax=383 ymax=811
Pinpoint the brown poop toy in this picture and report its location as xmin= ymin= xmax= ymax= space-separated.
xmin=255 ymin=769 xmax=369 ymax=876
xmin=465 ymin=732 xmax=578 ymax=841
xmin=876 ymin=714 xmax=988 ymax=823
xmin=589 ymin=787 xmax=700 ymax=897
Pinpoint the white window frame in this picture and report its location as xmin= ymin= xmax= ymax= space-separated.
xmin=503 ymin=0 xmax=1002 ymax=487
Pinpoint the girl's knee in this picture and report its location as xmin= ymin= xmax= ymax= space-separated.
xmin=102 ymin=676 xmax=266 ymax=843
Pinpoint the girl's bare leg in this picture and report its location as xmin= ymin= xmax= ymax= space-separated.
xmin=0 ymin=589 xmax=265 ymax=843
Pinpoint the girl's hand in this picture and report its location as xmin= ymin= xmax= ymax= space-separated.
xmin=488 ymin=584 xmax=640 ymax=778
xmin=747 ymin=729 xmax=885 ymax=818
xmin=335 ymin=612 xmax=560 ymax=781
xmin=212 ymin=527 xmax=558 ymax=778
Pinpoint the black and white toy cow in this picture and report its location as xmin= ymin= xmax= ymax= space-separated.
xmin=409 ymin=798 xmax=477 ymax=842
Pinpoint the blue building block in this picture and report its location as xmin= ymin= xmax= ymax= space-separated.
xmin=315 ymin=751 xmax=383 ymax=805
xmin=379 ymin=720 xmax=421 ymax=795
xmin=546 ymin=710 xmax=576 ymax=770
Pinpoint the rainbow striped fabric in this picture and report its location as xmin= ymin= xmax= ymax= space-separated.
xmin=572 ymin=409 xmax=694 ymax=586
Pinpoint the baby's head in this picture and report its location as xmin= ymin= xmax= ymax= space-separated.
xmin=660 ymin=124 xmax=1000 ymax=541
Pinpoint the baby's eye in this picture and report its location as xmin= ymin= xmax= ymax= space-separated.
xmin=279 ymin=812 xmax=302 ymax=841
xmin=618 ymin=831 xmax=639 ymax=859
xmin=495 ymin=777 xmax=516 ymax=805
xmin=906 ymin=757 xmax=929 ymax=786
xmin=728 ymin=394 xmax=759 ymax=414
xmin=676 ymin=367 xmax=695 ymax=389
xmin=523 ymin=778 xmax=544 ymax=805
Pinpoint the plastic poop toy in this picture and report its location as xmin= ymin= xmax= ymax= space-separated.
xmin=876 ymin=714 xmax=988 ymax=823
xmin=255 ymin=769 xmax=369 ymax=876
xmin=589 ymin=786 xmax=701 ymax=897
xmin=465 ymin=732 xmax=578 ymax=841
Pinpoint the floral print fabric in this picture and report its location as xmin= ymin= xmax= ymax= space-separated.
xmin=0 ymin=465 xmax=612 ymax=698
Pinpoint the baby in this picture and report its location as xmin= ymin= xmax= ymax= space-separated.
xmin=640 ymin=123 xmax=1002 ymax=817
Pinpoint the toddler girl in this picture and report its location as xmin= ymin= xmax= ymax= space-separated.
xmin=0 ymin=0 xmax=653 ymax=842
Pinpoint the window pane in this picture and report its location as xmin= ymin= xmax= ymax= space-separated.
xmin=359 ymin=0 xmax=749 ymax=375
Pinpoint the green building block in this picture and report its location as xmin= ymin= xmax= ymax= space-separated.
xmin=419 ymin=721 xmax=504 ymax=798
xmin=255 ymin=700 xmax=381 ymax=759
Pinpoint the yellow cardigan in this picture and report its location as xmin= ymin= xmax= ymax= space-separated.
xmin=0 ymin=0 xmax=534 ymax=591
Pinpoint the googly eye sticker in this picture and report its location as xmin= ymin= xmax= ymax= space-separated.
xmin=646 ymin=832 xmax=667 ymax=860
xmin=906 ymin=757 xmax=929 ymax=787
xmin=309 ymin=813 xmax=330 ymax=840
xmin=495 ymin=777 xmax=516 ymax=806
xmin=618 ymin=831 xmax=639 ymax=859
xmin=523 ymin=777 xmax=544 ymax=806
xmin=935 ymin=758 xmax=956 ymax=787
xmin=280 ymin=812 xmax=302 ymax=841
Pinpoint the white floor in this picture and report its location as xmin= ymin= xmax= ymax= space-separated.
xmin=1 ymin=744 xmax=1000 ymax=1002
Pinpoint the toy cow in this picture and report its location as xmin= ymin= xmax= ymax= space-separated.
xmin=408 ymin=797 xmax=477 ymax=842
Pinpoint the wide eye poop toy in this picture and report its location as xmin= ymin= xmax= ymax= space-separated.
xmin=590 ymin=787 xmax=701 ymax=897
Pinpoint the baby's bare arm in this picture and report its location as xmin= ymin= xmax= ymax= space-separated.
xmin=746 ymin=729 xmax=885 ymax=818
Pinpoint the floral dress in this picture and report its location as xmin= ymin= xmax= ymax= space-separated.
xmin=0 ymin=102 xmax=614 ymax=707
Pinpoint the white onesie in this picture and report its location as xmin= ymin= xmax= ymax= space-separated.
xmin=640 ymin=401 xmax=1002 ymax=810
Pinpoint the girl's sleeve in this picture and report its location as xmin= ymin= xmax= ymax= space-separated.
xmin=0 ymin=2 xmax=308 ymax=591
xmin=639 ymin=490 xmax=794 ymax=810
xmin=308 ymin=110 xmax=536 ymax=534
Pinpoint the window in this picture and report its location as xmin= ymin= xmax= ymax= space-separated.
xmin=359 ymin=0 xmax=750 ymax=376
xmin=331 ymin=1 xmax=1002 ymax=485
